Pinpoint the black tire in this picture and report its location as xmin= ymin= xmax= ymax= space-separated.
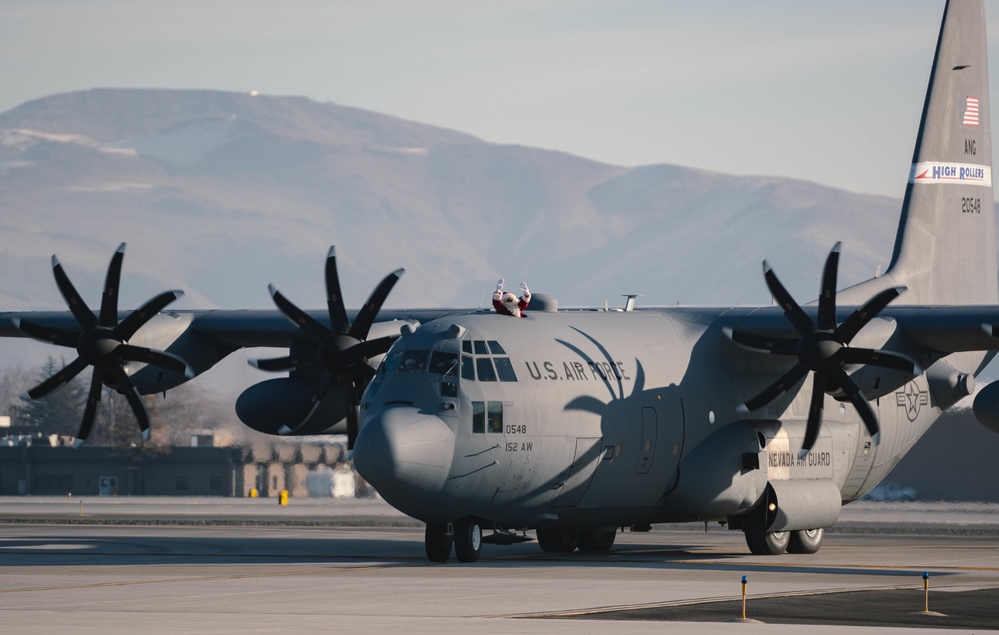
xmin=536 ymin=526 xmax=580 ymax=552
xmin=453 ymin=518 xmax=482 ymax=563
xmin=425 ymin=522 xmax=454 ymax=562
xmin=788 ymin=528 xmax=824 ymax=554
xmin=578 ymin=529 xmax=617 ymax=552
xmin=745 ymin=528 xmax=789 ymax=555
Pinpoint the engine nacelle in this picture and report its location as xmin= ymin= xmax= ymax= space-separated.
xmin=972 ymin=380 xmax=999 ymax=434
xmin=236 ymin=377 xmax=347 ymax=436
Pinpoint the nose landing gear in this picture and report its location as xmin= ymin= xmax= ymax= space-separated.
xmin=424 ymin=518 xmax=482 ymax=563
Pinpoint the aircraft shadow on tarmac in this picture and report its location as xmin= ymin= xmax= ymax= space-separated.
xmin=0 ymin=532 xmax=961 ymax=579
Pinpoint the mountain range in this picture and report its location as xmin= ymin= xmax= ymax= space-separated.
xmin=1 ymin=88 xmax=907 ymax=320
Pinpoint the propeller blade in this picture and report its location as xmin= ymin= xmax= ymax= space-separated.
xmin=116 ymin=290 xmax=184 ymax=341
xmin=282 ymin=370 xmax=334 ymax=435
xmin=116 ymin=345 xmax=194 ymax=379
xmin=353 ymin=335 xmax=399 ymax=359
xmin=76 ymin=368 xmax=104 ymax=446
xmin=52 ymin=255 xmax=98 ymax=330
xmin=100 ymin=243 xmax=126 ymax=327
xmin=22 ymin=356 xmax=90 ymax=400
xmin=817 ymin=242 xmax=841 ymax=331
xmin=832 ymin=368 xmax=880 ymax=443
xmin=343 ymin=374 xmax=359 ymax=450
xmin=738 ymin=362 xmax=809 ymax=413
xmin=763 ymin=261 xmax=814 ymax=337
xmin=723 ymin=327 xmax=798 ymax=355
xmin=349 ymin=268 xmax=404 ymax=341
xmin=325 ymin=246 xmax=351 ymax=334
xmin=835 ymin=287 xmax=905 ymax=343
xmin=269 ymin=284 xmax=331 ymax=342
xmin=352 ymin=362 xmax=376 ymax=383
xmin=15 ymin=318 xmax=79 ymax=348
xmin=840 ymin=347 xmax=920 ymax=374
xmin=800 ymin=373 xmax=826 ymax=458
xmin=108 ymin=365 xmax=150 ymax=441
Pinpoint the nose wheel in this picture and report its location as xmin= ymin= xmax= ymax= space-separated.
xmin=425 ymin=519 xmax=482 ymax=563
xmin=425 ymin=523 xmax=454 ymax=562
xmin=453 ymin=518 xmax=482 ymax=562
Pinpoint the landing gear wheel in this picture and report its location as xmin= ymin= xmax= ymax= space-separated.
xmin=578 ymin=529 xmax=617 ymax=552
xmin=536 ymin=526 xmax=580 ymax=552
xmin=745 ymin=527 xmax=789 ymax=555
xmin=788 ymin=528 xmax=824 ymax=554
xmin=454 ymin=518 xmax=482 ymax=563
xmin=425 ymin=522 xmax=454 ymax=562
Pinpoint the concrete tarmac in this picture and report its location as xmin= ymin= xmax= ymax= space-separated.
xmin=1 ymin=498 xmax=998 ymax=634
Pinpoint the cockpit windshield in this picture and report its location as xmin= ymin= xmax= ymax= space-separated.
xmin=379 ymin=349 xmax=458 ymax=377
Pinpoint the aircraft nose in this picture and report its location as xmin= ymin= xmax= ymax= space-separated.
xmin=353 ymin=407 xmax=455 ymax=501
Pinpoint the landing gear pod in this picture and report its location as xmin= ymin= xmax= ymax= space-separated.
xmin=740 ymin=480 xmax=841 ymax=555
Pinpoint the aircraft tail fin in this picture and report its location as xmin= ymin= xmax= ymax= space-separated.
xmin=881 ymin=0 xmax=997 ymax=306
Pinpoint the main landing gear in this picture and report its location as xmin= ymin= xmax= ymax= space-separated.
xmin=425 ymin=521 xmax=614 ymax=562
xmin=744 ymin=525 xmax=825 ymax=555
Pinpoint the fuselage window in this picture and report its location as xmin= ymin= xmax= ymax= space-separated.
xmin=472 ymin=401 xmax=485 ymax=433
xmin=440 ymin=381 xmax=457 ymax=398
xmin=473 ymin=340 xmax=489 ymax=355
xmin=487 ymin=340 xmax=506 ymax=355
xmin=476 ymin=358 xmax=498 ymax=382
xmin=429 ymin=351 xmax=458 ymax=376
xmin=487 ymin=401 xmax=503 ymax=433
xmin=461 ymin=355 xmax=475 ymax=380
xmin=462 ymin=340 xmax=473 ymax=354
xmin=493 ymin=357 xmax=517 ymax=382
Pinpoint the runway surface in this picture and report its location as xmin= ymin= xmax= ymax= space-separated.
xmin=1 ymin=498 xmax=997 ymax=634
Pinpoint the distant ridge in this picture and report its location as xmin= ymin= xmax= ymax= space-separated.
xmin=0 ymin=88 xmax=906 ymax=321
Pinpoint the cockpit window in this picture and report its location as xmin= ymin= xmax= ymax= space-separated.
xmin=458 ymin=339 xmax=518 ymax=382
xmin=476 ymin=358 xmax=498 ymax=382
xmin=379 ymin=349 xmax=429 ymax=375
xmin=429 ymin=351 xmax=458 ymax=376
xmin=487 ymin=340 xmax=506 ymax=354
xmin=398 ymin=350 xmax=428 ymax=373
xmin=493 ymin=357 xmax=518 ymax=382
xmin=461 ymin=355 xmax=475 ymax=380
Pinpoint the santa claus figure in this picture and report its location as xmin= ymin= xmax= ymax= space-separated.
xmin=492 ymin=278 xmax=531 ymax=317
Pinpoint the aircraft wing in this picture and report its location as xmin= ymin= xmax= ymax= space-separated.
xmin=704 ymin=305 xmax=999 ymax=356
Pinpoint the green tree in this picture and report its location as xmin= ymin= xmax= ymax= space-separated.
xmin=15 ymin=356 xmax=86 ymax=437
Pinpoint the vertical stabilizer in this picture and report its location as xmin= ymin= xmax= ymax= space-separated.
xmin=885 ymin=0 xmax=996 ymax=305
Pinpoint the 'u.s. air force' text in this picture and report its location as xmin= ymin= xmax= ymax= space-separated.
xmin=525 ymin=360 xmax=631 ymax=382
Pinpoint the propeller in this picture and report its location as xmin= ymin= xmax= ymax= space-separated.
xmin=17 ymin=243 xmax=192 ymax=447
xmin=250 ymin=246 xmax=404 ymax=448
xmin=729 ymin=242 xmax=919 ymax=458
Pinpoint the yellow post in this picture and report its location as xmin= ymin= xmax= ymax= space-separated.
xmin=741 ymin=575 xmax=748 ymax=620
xmin=279 ymin=489 xmax=289 ymax=506
xmin=923 ymin=571 xmax=930 ymax=613
xmin=79 ymin=501 xmax=83 ymax=517
xmin=249 ymin=488 xmax=258 ymax=498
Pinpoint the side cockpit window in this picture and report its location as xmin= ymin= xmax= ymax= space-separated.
xmin=471 ymin=400 xmax=504 ymax=434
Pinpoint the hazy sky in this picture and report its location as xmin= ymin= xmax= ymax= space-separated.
xmin=3 ymin=0 xmax=998 ymax=197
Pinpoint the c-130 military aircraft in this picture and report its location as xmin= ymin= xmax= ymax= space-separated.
xmin=3 ymin=0 xmax=999 ymax=562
